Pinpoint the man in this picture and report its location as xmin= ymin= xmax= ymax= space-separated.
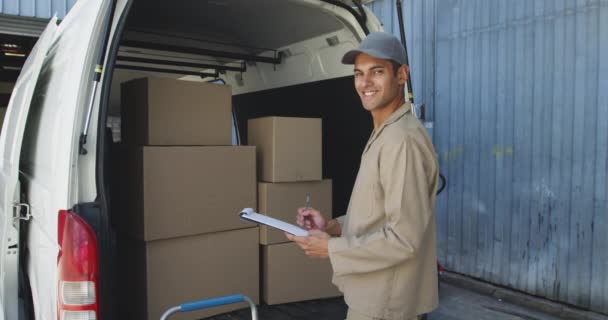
xmin=286 ymin=32 xmax=439 ymax=320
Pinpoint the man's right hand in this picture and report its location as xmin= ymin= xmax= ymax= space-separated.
xmin=296 ymin=207 xmax=327 ymax=231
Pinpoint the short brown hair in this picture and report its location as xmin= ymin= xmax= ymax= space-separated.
xmin=389 ymin=60 xmax=402 ymax=75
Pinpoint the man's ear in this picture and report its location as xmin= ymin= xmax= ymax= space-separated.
xmin=397 ymin=65 xmax=410 ymax=84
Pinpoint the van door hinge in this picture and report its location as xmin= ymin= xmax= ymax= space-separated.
xmin=13 ymin=203 xmax=31 ymax=221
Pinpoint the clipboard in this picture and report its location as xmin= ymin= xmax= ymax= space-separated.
xmin=239 ymin=208 xmax=309 ymax=236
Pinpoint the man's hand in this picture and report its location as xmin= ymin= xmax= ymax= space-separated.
xmin=286 ymin=230 xmax=330 ymax=258
xmin=296 ymin=207 xmax=327 ymax=231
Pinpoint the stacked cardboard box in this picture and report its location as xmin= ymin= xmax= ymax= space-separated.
xmin=248 ymin=116 xmax=342 ymax=305
xmin=262 ymin=242 xmax=339 ymax=305
xmin=258 ymin=180 xmax=332 ymax=245
xmin=119 ymin=77 xmax=259 ymax=320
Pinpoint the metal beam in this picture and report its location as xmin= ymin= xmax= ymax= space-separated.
xmin=0 ymin=14 xmax=50 ymax=37
xmin=0 ymin=54 xmax=26 ymax=68
xmin=116 ymin=56 xmax=245 ymax=73
xmin=114 ymin=64 xmax=221 ymax=79
xmin=120 ymin=40 xmax=281 ymax=65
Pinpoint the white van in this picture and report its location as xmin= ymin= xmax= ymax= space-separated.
xmin=0 ymin=0 xmax=392 ymax=319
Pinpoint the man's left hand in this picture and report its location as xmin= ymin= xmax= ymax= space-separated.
xmin=285 ymin=230 xmax=331 ymax=258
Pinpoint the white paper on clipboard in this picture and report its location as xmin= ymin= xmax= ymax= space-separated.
xmin=239 ymin=208 xmax=309 ymax=236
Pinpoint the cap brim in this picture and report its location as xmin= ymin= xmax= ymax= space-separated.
xmin=341 ymin=48 xmax=396 ymax=65
xmin=341 ymin=49 xmax=363 ymax=64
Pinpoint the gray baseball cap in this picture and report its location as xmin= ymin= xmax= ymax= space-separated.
xmin=341 ymin=32 xmax=407 ymax=65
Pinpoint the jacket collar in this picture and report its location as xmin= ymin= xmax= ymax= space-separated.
xmin=378 ymin=102 xmax=411 ymax=129
xmin=363 ymin=102 xmax=412 ymax=154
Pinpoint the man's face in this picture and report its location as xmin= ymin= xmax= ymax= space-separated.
xmin=353 ymin=53 xmax=408 ymax=112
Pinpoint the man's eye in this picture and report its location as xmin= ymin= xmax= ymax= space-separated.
xmin=374 ymin=70 xmax=383 ymax=75
xmin=354 ymin=73 xmax=362 ymax=78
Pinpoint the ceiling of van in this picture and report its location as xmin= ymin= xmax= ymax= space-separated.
xmin=124 ymin=0 xmax=345 ymax=54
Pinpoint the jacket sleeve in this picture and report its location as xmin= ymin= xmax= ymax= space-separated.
xmin=328 ymin=133 xmax=437 ymax=276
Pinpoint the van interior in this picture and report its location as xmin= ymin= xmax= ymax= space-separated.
xmin=100 ymin=0 xmax=376 ymax=318
xmin=105 ymin=0 xmax=375 ymax=226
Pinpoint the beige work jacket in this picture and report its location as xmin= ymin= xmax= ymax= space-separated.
xmin=328 ymin=103 xmax=439 ymax=319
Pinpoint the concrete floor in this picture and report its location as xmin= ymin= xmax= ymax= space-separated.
xmin=201 ymin=282 xmax=589 ymax=320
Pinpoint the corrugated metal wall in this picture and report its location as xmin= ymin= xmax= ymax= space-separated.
xmin=368 ymin=0 xmax=437 ymax=120
xmin=0 ymin=0 xmax=75 ymax=18
xmin=370 ymin=0 xmax=608 ymax=314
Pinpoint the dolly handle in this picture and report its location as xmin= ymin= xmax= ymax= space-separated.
xmin=160 ymin=294 xmax=257 ymax=320
xmin=181 ymin=294 xmax=244 ymax=311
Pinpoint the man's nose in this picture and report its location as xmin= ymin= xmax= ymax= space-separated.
xmin=359 ymin=73 xmax=373 ymax=86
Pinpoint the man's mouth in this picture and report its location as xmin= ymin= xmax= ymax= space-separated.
xmin=362 ymin=90 xmax=378 ymax=97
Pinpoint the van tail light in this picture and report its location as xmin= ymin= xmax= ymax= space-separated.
xmin=57 ymin=210 xmax=99 ymax=320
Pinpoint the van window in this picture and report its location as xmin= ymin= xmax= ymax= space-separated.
xmin=19 ymin=48 xmax=56 ymax=168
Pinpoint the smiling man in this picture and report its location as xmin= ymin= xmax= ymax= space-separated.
xmin=287 ymin=32 xmax=439 ymax=320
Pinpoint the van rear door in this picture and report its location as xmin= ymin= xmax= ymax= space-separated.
xmin=4 ymin=0 xmax=123 ymax=318
xmin=0 ymin=18 xmax=58 ymax=320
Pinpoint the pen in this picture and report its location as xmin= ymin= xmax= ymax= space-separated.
xmin=305 ymin=192 xmax=311 ymax=209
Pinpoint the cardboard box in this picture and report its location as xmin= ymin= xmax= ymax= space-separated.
xmin=121 ymin=228 xmax=260 ymax=320
xmin=248 ymin=117 xmax=322 ymax=182
xmin=122 ymin=146 xmax=256 ymax=241
xmin=258 ymin=180 xmax=332 ymax=245
xmin=121 ymin=77 xmax=232 ymax=146
xmin=262 ymin=242 xmax=341 ymax=305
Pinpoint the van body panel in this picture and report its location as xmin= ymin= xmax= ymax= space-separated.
xmin=79 ymin=0 xmax=130 ymax=204
xmin=14 ymin=0 xmax=114 ymax=317
xmin=209 ymin=29 xmax=361 ymax=95
xmin=126 ymin=28 xmax=360 ymax=97
xmin=0 ymin=17 xmax=57 ymax=320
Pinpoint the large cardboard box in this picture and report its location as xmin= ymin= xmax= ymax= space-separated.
xmin=258 ymin=180 xmax=332 ymax=245
xmin=122 ymin=146 xmax=256 ymax=241
xmin=121 ymin=77 xmax=232 ymax=146
xmin=248 ymin=117 xmax=322 ymax=182
xmin=262 ymin=242 xmax=341 ymax=305
xmin=121 ymin=228 xmax=260 ymax=320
